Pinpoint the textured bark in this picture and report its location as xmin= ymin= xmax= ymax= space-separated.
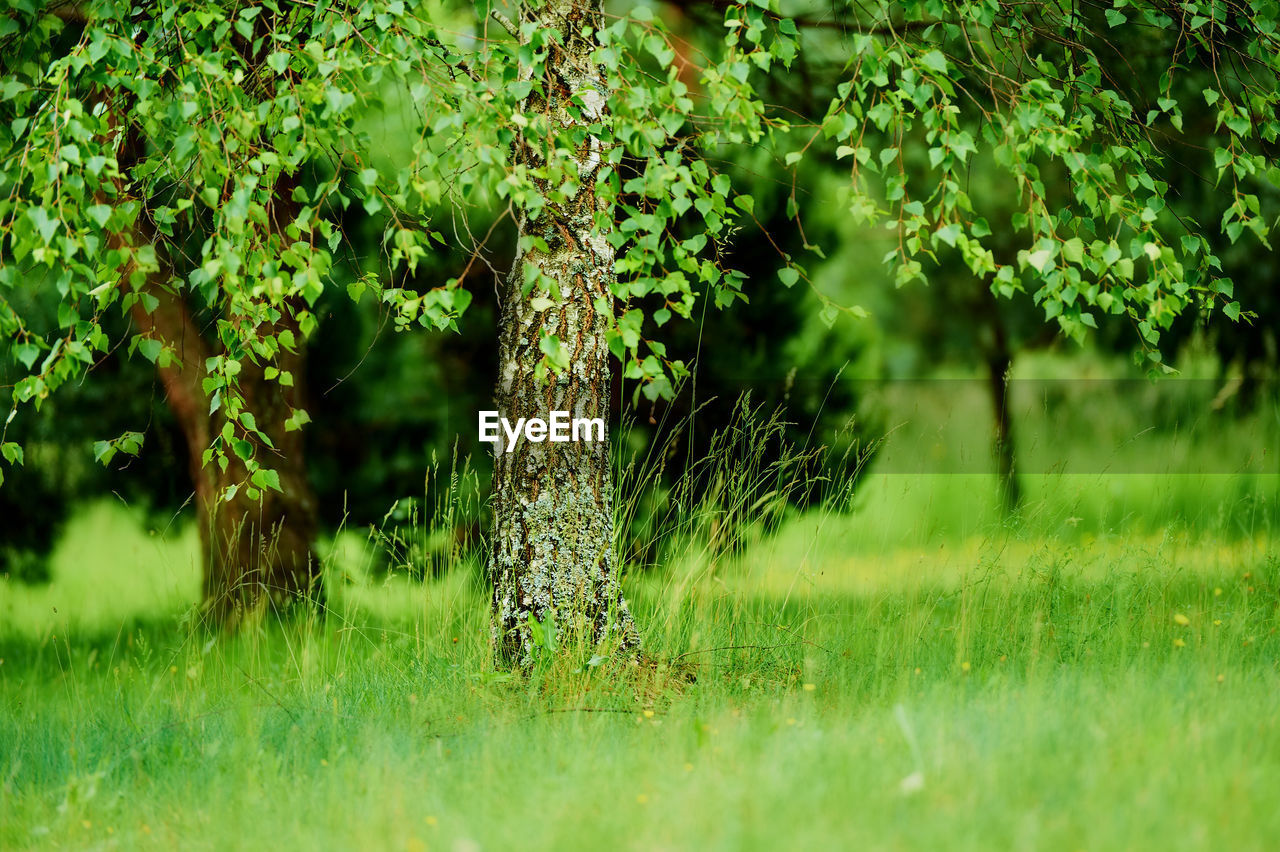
xmin=489 ymin=0 xmax=639 ymax=666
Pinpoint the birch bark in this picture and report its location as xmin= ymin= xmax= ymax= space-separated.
xmin=489 ymin=0 xmax=640 ymax=665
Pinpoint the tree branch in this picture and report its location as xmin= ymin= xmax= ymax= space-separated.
xmin=489 ymin=9 xmax=522 ymax=41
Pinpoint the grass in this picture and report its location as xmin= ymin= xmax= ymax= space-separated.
xmin=3 ymin=472 xmax=1280 ymax=850
xmin=2 ymin=381 xmax=1279 ymax=850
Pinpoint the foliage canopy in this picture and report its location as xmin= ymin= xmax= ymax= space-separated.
xmin=2 ymin=0 xmax=1276 ymax=490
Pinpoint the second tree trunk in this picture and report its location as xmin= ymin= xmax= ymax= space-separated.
xmin=132 ymin=284 xmax=320 ymax=628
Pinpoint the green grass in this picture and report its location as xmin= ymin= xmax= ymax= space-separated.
xmin=3 ymin=465 xmax=1280 ymax=850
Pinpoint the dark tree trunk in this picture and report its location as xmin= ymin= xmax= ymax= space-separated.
xmin=128 ymin=282 xmax=215 ymax=543
xmin=983 ymin=296 xmax=1020 ymax=513
xmin=987 ymin=351 xmax=1020 ymax=513
xmin=130 ymin=268 xmax=320 ymax=627
xmin=488 ymin=0 xmax=639 ymax=666
xmin=204 ymin=311 xmax=321 ymax=626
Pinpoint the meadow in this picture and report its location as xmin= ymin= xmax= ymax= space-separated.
xmin=6 ymin=3 xmax=1280 ymax=848
xmin=3 ymin=386 xmax=1279 ymax=851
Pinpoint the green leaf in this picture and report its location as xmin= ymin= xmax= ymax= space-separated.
xmin=934 ymin=224 xmax=961 ymax=247
xmin=539 ymin=333 xmax=570 ymax=371
xmin=1 ymin=442 xmax=23 ymax=466
xmin=252 ymin=468 xmax=282 ymax=492
xmin=1063 ymin=238 xmax=1085 ymax=264
xmin=86 ymin=205 xmax=112 ymax=229
xmin=1026 ymin=249 xmax=1053 ymax=272
xmin=14 ymin=343 xmax=38 ymax=370
xmin=778 ymin=267 xmax=800 ymax=288
xmin=137 ymin=338 xmax=163 ymax=364
xmin=26 ymin=207 xmax=59 ymax=244
xmin=919 ymin=50 xmax=948 ymax=74
xmin=93 ymin=441 xmax=116 ymax=465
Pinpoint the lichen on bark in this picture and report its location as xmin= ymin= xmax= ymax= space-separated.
xmin=488 ymin=0 xmax=640 ymax=667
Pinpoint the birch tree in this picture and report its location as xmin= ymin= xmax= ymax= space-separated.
xmin=3 ymin=0 xmax=1276 ymax=661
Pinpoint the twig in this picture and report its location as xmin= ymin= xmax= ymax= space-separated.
xmin=490 ymin=10 xmax=522 ymax=41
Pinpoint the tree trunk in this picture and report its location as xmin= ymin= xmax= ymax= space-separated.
xmin=488 ymin=0 xmax=640 ymax=666
xmin=204 ymin=317 xmax=321 ymax=627
xmin=987 ymin=351 xmax=1020 ymax=513
xmin=983 ymin=299 xmax=1020 ymax=513
xmin=129 ymin=263 xmax=320 ymax=627
xmin=127 ymin=281 xmax=215 ymax=545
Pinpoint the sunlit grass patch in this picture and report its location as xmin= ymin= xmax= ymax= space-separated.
xmin=0 ymin=502 xmax=199 ymax=640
